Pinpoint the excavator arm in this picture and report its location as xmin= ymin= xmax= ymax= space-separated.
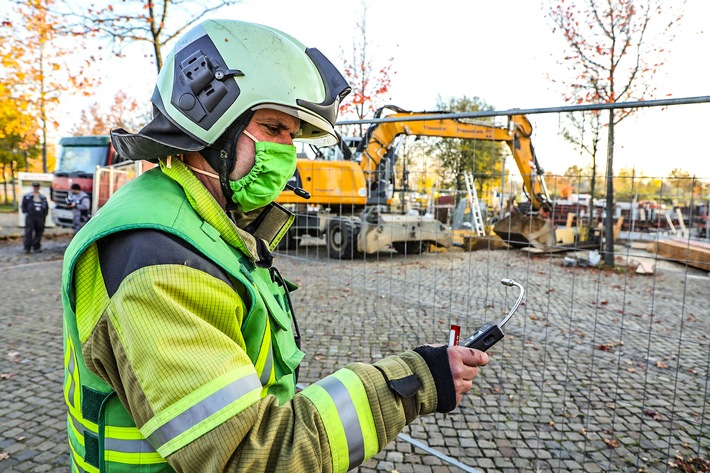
xmin=504 ymin=115 xmax=553 ymax=212
xmin=276 ymin=105 xmax=558 ymax=253
xmin=359 ymin=106 xmax=557 ymax=248
xmin=359 ymin=106 xmax=552 ymax=212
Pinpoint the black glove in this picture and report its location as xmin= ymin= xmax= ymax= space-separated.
xmin=413 ymin=345 xmax=456 ymax=413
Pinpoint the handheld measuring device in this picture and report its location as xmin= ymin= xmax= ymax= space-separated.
xmin=460 ymin=278 xmax=525 ymax=351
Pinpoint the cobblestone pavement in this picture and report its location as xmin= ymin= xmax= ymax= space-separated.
xmin=1 ymin=215 xmax=708 ymax=472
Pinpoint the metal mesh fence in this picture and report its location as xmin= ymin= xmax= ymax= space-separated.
xmin=276 ymin=100 xmax=710 ymax=472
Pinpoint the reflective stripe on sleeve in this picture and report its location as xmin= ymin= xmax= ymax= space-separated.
xmin=141 ymin=366 xmax=262 ymax=457
xmin=301 ymin=369 xmax=379 ymax=473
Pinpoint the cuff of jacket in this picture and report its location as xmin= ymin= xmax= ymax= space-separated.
xmin=373 ymin=352 xmax=438 ymax=423
xmin=412 ymin=345 xmax=456 ymax=413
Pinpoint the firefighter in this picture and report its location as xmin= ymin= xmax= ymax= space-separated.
xmin=21 ymin=182 xmax=48 ymax=253
xmin=66 ymin=183 xmax=91 ymax=234
xmin=61 ymin=20 xmax=488 ymax=472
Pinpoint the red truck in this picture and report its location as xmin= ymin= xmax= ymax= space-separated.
xmin=50 ymin=136 xmax=124 ymax=227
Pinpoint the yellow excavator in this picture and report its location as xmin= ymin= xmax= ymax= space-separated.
xmin=276 ymin=105 xmax=555 ymax=257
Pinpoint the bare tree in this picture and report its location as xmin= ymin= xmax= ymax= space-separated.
xmin=559 ymin=111 xmax=602 ymax=220
xmin=338 ymin=1 xmax=394 ymax=136
xmin=548 ymin=0 xmax=684 ymax=266
xmin=70 ymin=90 xmax=151 ymax=136
xmin=62 ymin=0 xmax=240 ymax=73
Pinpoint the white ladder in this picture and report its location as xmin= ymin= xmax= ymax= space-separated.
xmin=464 ymin=172 xmax=486 ymax=237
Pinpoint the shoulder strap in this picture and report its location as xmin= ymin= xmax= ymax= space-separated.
xmin=97 ymin=228 xmax=235 ymax=297
xmin=63 ymin=169 xmax=256 ymax=309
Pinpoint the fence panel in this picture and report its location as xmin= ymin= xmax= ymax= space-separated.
xmin=277 ymin=101 xmax=710 ymax=472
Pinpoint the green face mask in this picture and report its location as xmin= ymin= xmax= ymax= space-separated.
xmin=229 ymin=131 xmax=297 ymax=212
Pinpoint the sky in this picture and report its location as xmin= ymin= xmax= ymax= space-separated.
xmin=57 ymin=0 xmax=710 ymax=178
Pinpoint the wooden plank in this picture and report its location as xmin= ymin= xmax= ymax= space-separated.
xmin=655 ymin=239 xmax=710 ymax=271
xmin=519 ymin=240 xmax=600 ymax=255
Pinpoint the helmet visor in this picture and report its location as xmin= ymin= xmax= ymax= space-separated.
xmin=252 ymin=103 xmax=338 ymax=146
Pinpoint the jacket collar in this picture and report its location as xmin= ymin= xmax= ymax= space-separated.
xmin=158 ymin=157 xmax=293 ymax=267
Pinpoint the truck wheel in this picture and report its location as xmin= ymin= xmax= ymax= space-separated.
xmin=326 ymin=218 xmax=359 ymax=259
xmin=393 ymin=241 xmax=425 ymax=255
xmin=277 ymin=228 xmax=299 ymax=251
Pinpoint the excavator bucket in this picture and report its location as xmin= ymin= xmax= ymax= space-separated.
xmin=493 ymin=213 xmax=557 ymax=249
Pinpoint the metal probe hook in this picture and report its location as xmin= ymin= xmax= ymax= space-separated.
xmin=460 ymin=278 xmax=525 ymax=351
xmin=499 ymin=278 xmax=525 ymax=329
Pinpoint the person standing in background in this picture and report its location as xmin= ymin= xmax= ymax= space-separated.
xmin=21 ymin=182 xmax=49 ymax=253
xmin=66 ymin=183 xmax=91 ymax=234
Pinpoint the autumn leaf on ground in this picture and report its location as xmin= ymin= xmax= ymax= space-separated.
xmin=603 ymin=437 xmax=619 ymax=448
xmin=1 ymin=373 xmax=15 ymax=380
xmin=597 ymin=343 xmax=616 ymax=352
xmin=0 ymin=452 xmax=9 ymax=461
xmin=669 ymin=455 xmax=710 ymax=473
xmin=7 ymin=351 xmax=21 ymax=363
xmin=656 ymin=360 xmax=668 ymax=369
xmin=643 ymin=408 xmax=662 ymax=421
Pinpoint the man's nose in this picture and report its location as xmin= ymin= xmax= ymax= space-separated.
xmin=277 ymin=132 xmax=294 ymax=146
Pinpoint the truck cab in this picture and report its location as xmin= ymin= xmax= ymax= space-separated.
xmin=51 ymin=136 xmax=121 ymax=227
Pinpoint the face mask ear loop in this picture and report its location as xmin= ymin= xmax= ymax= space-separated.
xmin=184 ymin=164 xmax=220 ymax=180
xmin=242 ymin=129 xmax=259 ymax=143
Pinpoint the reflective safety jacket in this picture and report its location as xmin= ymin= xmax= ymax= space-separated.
xmin=62 ymin=158 xmax=440 ymax=472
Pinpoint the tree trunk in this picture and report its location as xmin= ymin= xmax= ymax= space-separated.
xmin=40 ymin=42 xmax=48 ymax=173
xmin=2 ymin=163 xmax=7 ymax=205
xmin=589 ymin=158 xmax=596 ymax=233
xmin=154 ymin=41 xmax=162 ymax=74
xmin=11 ymin=161 xmax=17 ymax=210
xmin=604 ymin=109 xmax=615 ymax=267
